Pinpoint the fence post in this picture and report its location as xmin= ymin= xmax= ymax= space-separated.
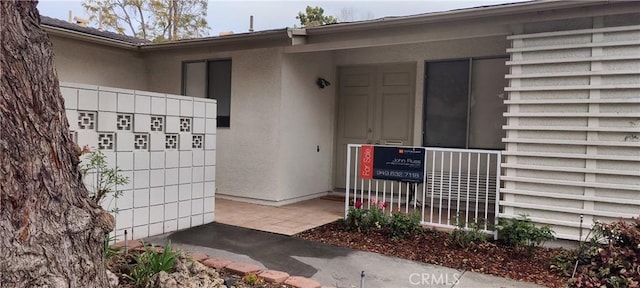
xmin=494 ymin=152 xmax=502 ymax=241
xmin=345 ymin=144 xmax=352 ymax=219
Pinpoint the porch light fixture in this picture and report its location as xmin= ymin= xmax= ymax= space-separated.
xmin=316 ymin=77 xmax=331 ymax=89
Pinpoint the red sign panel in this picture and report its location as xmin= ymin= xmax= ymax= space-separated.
xmin=359 ymin=145 xmax=374 ymax=179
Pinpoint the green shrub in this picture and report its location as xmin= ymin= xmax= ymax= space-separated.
xmin=125 ymin=241 xmax=179 ymax=287
xmin=243 ymin=273 xmax=260 ymax=285
xmin=497 ymin=215 xmax=554 ymax=254
xmin=365 ymin=204 xmax=388 ymax=229
xmin=345 ymin=206 xmax=367 ymax=232
xmin=450 ymin=219 xmax=488 ymax=248
xmin=388 ymin=211 xmax=421 ymax=239
xmin=344 ymin=199 xmax=389 ymax=232
xmin=567 ymin=217 xmax=640 ymax=288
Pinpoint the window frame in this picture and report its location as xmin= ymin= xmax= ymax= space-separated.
xmin=422 ymin=56 xmax=508 ymax=150
xmin=181 ymin=58 xmax=232 ymax=128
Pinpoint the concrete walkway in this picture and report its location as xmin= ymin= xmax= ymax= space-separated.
xmin=146 ymin=222 xmax=546 ymax=288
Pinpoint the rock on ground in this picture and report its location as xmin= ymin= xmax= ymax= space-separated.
xmin=106 ymin=270 xmax=119 ymax=287
xmin=149 ymin=256 xmax=227 ymax=288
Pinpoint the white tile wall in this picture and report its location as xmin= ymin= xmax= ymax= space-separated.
xmin=133 ymin=225 xmax=149 ymax=238
xmin=165 ymin=202 xmax=178 ymax=219
xmin=166 ymin=98 xmax=180 ymax=116
xmin=62 ymin=82 xmax=216 ymax=241
xmin=179 ymin=168 xmax=192 ymax=184
xmin=193 ymin=102 xmax=205 ymax=118
xmin=98 ymin=91 xmax=117 ymax=112
xmin=116 ymin=152 xmax=134 ymax=171
xmin=165 ymin=168 xmax=179 ymax=185
xmin=164 ymin=220 xmax=177 ymax=233
xmin=150 ymin=187 xmax=164 ymax=205
xmin=135 ymin=95 xmax=151 ymax=114
xmin=66 ymin=110 xmax=79 ymax=131
xmin=134 ymin=189 xmax=150 ymax=207
xmin=133 ymin=170 xmax=150 ymax=189
xmin=192 ymin=118 xmax=205 ymax=134
xmin=117 ymin=93 xmax=135 ymax=113
xmin=150 ymin=169 xmax=165 ymax=187
xmin=134 ymin=114 xmax=151 ymax=133
xmin=97 ymin=112 xmax=117 ymax=132
xmin=165 ymin=151 xmax=179 ymax=168
xmin=149 ymin=205 xmax=164 ymax=223
xmin=192 ymin=182 xmax=204 ymax=198
xmin=150 ymin=152 xmax=165 ymax=169
xmin=78 ymin=89 xmax=98 ymax=110
xmin=179 ymin=183 xmax=191 ymax=200
xmin=192 ymin=215 xmax=204 ymax=226
xmin=151 ymin=97 xmax=166 ymax=115
xmin=134 ymin=152 xmax=150 ymax=170
xmin=61 ymin=87 xmax=78 ymax=109
xmin=178 ymin=217 xmax=191 ymax=229
xmin=133 ymin=207 xmax=149 ymax=226
xmin=165 ymin=185 xmax=179 ymax=203
xmin=180 ymin=100 xmax=193 ymax=117
xmin=204 ymin=181 xmax=215 ymax=197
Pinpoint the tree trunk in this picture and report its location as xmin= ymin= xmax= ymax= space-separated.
xmin=0 ymin=1 xmax=114 ymax=287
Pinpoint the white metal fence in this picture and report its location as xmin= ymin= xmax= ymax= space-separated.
xmin=345 ymin=144 xmax=502 ymax=235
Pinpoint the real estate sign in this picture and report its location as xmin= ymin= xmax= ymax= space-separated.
xmin=359 ymin=146 xmax=425 ymax=183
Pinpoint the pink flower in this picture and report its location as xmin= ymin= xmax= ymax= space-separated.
xmin=354 ymin=201 xmax=363 ymax=209
xmin=378 ymin=201 xmax=388 ymax=209
xmin=370 ymin=197 xmax=377 ymax=204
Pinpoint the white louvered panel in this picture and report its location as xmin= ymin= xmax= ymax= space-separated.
xmin=503 ymin=17 xmax=640 ymax=241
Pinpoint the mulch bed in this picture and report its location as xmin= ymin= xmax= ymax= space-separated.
xmin=295 ymin=221 xmax=569 ymax=288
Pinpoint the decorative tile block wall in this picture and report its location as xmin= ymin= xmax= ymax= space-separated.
xmin=61 ymin=82 xmax=217 ymax=241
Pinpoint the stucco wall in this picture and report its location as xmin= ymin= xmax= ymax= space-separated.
xmin=333 ymin=36 xmax=510 ymax=146
xmin=278 ymin=52 xmax=336 ymax=202
xmin=50 ymin=35 xmax=147 ymax=91
xmin=145 ymin=47 xmax=284 ymax=203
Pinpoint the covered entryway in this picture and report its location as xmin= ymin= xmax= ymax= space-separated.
xmin=334 ymin=63 xmax=416 ymax=189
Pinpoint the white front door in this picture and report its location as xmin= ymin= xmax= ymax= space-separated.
xmin=334 ymin=63 xmax=416 ymax=189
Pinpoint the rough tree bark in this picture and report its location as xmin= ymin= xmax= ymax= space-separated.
xmin=0 ymin=1 xmax=115 ymax=287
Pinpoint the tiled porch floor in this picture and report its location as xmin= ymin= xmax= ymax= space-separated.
xmin=214 ymin=197 xmax=344 ymax=235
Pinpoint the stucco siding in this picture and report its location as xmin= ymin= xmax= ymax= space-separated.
xmin=503 ymin=14 xmax=640 ymax=240
xmin=279 ymin=52 xmax=335 ymax=202
xmin=50 ymin=35 xmax=147 ymax=90
xmin=146 ymin=47 xmax=284 ymax=202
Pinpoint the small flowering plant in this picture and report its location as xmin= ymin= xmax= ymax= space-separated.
xmin=345 ymin=197 xmax=389 ymax=232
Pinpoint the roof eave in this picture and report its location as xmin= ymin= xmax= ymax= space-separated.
xmin=138 ymin=29 xmax=293 ymax=51
xmin=305 ymin=0 xmax=610 ymax=35
xmin=42 ymin=25 xmax=140 ymax=50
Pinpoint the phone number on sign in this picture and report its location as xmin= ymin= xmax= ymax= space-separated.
xmin=374 ymin=170 xmax=421 ymax=179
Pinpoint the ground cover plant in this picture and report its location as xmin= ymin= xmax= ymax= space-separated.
xmin=555 ymin=217 xmax=640 ymax=288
